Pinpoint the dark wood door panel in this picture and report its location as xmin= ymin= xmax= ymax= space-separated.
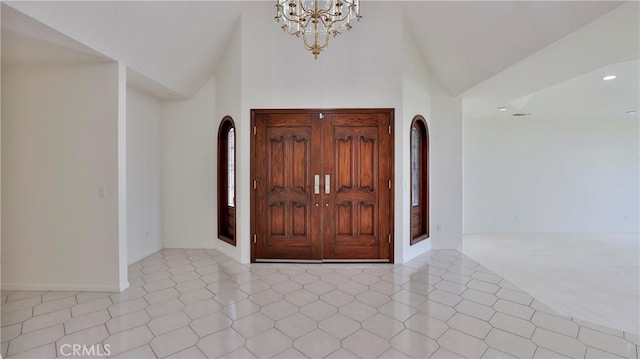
xmin=252 ymin=109 xmax=393 ymax=262
xmin=254 ymin=112 xmax=322 ymax=260
xmin=323 ymin=112 xmax=391 ymax=260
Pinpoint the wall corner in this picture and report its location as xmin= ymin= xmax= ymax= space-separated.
xmin=117 ymin=62 xmax=129 ymax=291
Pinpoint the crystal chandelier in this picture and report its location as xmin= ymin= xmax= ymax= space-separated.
xmin=275 ymin=0 xmax=361 ymax=59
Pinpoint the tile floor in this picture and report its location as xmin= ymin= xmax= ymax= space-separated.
xmin=1 ymin=249 xmax=638 ymax=358
xmin=462 ymin=233 xmax=640 ymax=333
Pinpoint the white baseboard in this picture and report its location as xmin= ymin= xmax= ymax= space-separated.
xmin=1 ymin=282 xmax=122 ymax=292
xmin=119 ymin=280 xmax=130 ymax=292
xmin=162 ymin=243 xmax=217 ymax=249
xmin=155 ymin=243 xmax=244 ymax=263
xmin=128 ymin=245 xmax=163 ymax=265
xmin=402 ymin=239 xmax=432 ymax=263
xmin=215 ymin=241 xmax=241 ymax=263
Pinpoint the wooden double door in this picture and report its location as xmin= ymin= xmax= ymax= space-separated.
xmin=251 ymin=109 xmax=394 ymax=262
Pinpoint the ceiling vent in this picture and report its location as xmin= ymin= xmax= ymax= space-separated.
xmin=511 ymin=113 xmax=532 ymax=117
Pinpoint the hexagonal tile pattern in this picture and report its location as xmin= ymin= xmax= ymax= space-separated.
xmin=294 ymin=329 xmax=340 ymax=358
xmin=319 ymin=313 xmax=360 ymax=339
xmin=190 ymin=312 xmax=233 ymax=337
xmin=197 ymin=328 xmax=245 ymax=358
xmin=3 ymin=248 xmax=638 ymax=359
xmin=232 ymin=312 xmax=274 ymax=338
xmin=148 ymin=311 xmax=191 ymax=335
xmin=275 ymin=312 xmax=317 ymax=339
xmin=390 ymin=329 xmax=439 ymax=358
xmin=404 ymin=312 xmax=449 ymax=339
xmin=244 ymin=328 xmax=292 ymax=358
xmin=149 ymin=326 xmax=199 ymax=358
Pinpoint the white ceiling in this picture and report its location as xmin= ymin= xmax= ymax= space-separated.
xmin=401 ymin=1 xmax=624 ymax=96
xmin=466 ymin=59 xmax=640 ymax=121
xmin=523 ymin=60 xmax=639 ymax=120
xmin=2 ymin=0 xmax=638 ymax=114
xmin=4 ymin=1 xmax=246 ymax=97
xmin=1 ymin=5 xmax=109 ymax=65
xmin=464 ymin=1 xmax=639 ymax=121
xmin=2 ymin=30 xmax=106 ymax=66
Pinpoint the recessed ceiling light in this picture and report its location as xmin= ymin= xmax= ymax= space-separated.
xmin=602 ymin=75 xmax=617 ymax=81
xmin=626 ymin=110 xmax=637 ymax=115
xmin=498 ymin=107 xmax=508 ymax=111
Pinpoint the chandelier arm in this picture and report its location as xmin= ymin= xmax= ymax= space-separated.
xmin=278 ymin=0 xmax=360 ymax=23
xmin=301 ymin=22 xmax=330 ymax=48
xmin=276 ymin=0 xmax=312 ymax=25
xmin=275 ymin=0 xmax=360 ymax=58
xmin=298 ymin=0 xmax=310 ymax=14
xmin=277 ymin=18 xmax=302 ymax=36
xmin=301 ymin=25 xmax=330 ymax=59
xmin=277 ymin=13 xmax=307 ymax=36
xmin=317 ymin=9 xmax=357 ymax=31
xmin=277 ymin=9 xmax=303 ymax=24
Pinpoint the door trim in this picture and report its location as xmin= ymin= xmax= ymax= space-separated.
xmin=250 ymin=108 xmax=395 ymax=263
xmin=255 ymin=259 xmax=323 ymax=263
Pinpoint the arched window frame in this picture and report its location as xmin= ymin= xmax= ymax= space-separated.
xmin=218 ymin=116 xmax=236 ymax=246
xmin=410 ymin=115 xmax=429 ymax=245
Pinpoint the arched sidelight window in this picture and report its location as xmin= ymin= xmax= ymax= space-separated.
xmin=218 ymin=116 xmax=236 ymax=246
xmin=410 ymin=115 xmax=429 ymax=245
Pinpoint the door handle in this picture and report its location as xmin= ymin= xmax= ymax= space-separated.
xmin=325 ymin=174 xmax=330 ymax=194
xmin=314 ymin=175 xmax=320 ymax=194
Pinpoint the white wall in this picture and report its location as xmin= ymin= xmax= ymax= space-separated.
xmin=241 ymin=3 xmax=402 ymax=109
xmin=1 ymin=5 xmax=3 ymax=291
xmin=127 ymin=85 xmax=162 ymax=263
xmin=1 ymin=63 xmax=124 ymax=291
xmin=429 ymin=96 xmax=464 ymax=248
xmin=1 ymin=5 xmax=3 ymax=287
xmin=161 ymin=77 xmax=217 ymax=249
xmin=214 ymin=21 xmax=242 ymax=260
xmin=159 ymin=3 xmax=464 ymax=263
xmin=464 ymin=116 xmax=639 ymax=233
xmin=160 ymin=23 xmax=240 ymax=257
xmin=401 ymin=23 xmax=431 ymax=261
xmin=240 ymin=2 xmax=403 ymax=263
xmin=117 ymin=63 xmax=128 ymax=290
xmin=401 ymin=22 xmax=463 ymax=261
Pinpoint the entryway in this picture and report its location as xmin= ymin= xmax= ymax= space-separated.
xmin=250 ymin=109 xmax=394 ymax=262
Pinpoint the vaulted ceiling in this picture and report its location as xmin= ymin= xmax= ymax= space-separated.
xmin=2 ymin=1 xmax=638 ymax=118
xmin=400 ymin=1 xmax=624 ymax=96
